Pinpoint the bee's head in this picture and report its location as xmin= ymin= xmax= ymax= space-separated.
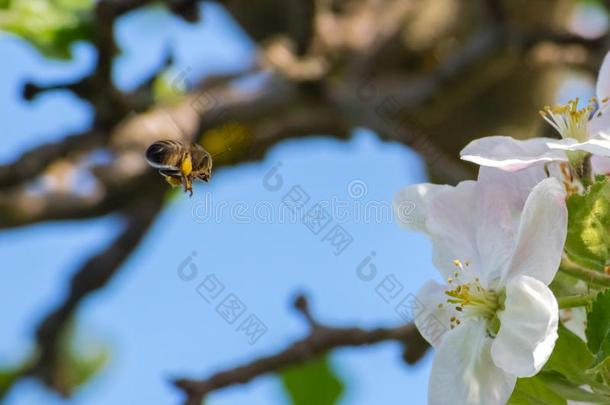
xmin=145 ymin=142 xmax=168 ymax=165
xmin=190 ymin=146 xmax=212 ymax=169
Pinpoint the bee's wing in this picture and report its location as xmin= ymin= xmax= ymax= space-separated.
xmin=158 ymin=168 xmax=182 ymax=178
xmin=145 ymin=141 xmax=181 ymax=170
xmin=147 ymin=160 xmax=180 ymax=171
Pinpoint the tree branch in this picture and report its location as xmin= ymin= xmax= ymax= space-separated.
xmin=24 ymin=195 xmax=165 ymax=393
xmin=0 ymin=131 xmax=105 ymax=188
xmin=173 ymin=295 xmax=429 ymax=405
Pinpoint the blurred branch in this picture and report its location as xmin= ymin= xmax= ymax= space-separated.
xmin=0 ymin=75 xmax=348 ymax=229
xmin=24 ymin=195 xmax=164 ymax=392
xmin=21 ymin=0 xmax=198 ymax=126
xmin=0 ymin=171 xmax=159 ymax=229
xmin=0 ymin=130 xmax=105 ymax=188
xmin=361 ymin=110 xmax=474 ymax=183
xmin=174 ymin=294 xmax=428 ymax=405
xmin=23 ymin=48 xmax=174 ymax=114
xmin=523 ymin=31 xmax=610 ymax=51
xmin=112 ymin=0 xmax=199 ymax=19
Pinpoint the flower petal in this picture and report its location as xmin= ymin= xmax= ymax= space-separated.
xmin=394 ymin=166 xmax=554 ymax=287
xmin=413 ymin=280 xmax=454 ymax=347
xmin=592 ymin=51 xmax=610 ymax=136
xmin=473 ymin=167 xmax=549 ymax=286
xmin=476 ymin=165 xmax=549 ymax=209
xmin=393 ymin=181 xmax=481 ymax=281
xmin=491 ymin=275 xmax=559 ymax=377
xmin=561 ymin=307 xmax=587 ymax=342
xmin=429 ymin=320 xmax=516 ymax=405
xmin=547 ymin=137 xmax=610 ymax=157
xmin=393 ymin=183 xmax=446 ymax=232
xmin=502 ymin=177 xmax=567 ymax=285
xmin=461 ymin=136 xmax=567 ymax=171
xmin=587 ymin=111 xmax=610 ymax=138
xmin=596 ymin=51 xmax=610 ymax=103
xmin=592 ymin=155 xmax=610 ymax=175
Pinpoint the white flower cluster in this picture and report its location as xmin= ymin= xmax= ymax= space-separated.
xmin=393 ymin=52 xmax=610 ymax=405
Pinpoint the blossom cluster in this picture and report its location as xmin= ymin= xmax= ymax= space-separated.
xmin=394 ymin=52 xmax=610 ymax=404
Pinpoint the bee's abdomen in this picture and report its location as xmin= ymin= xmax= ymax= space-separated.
xmin=145 ymin=140 xmax=183 ymax=168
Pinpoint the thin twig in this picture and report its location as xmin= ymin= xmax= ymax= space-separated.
xmin=173 ymin=295 xmax=428 ymax=405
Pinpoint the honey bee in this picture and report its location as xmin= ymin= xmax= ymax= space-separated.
xmin=145 ymin=140 xmax=213 ymax=196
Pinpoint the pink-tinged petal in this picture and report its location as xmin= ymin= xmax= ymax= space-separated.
xmin=596 ymin=51 xmax=610 ymax=102
xmin=476 ymin=166 xmax=549 ymax=209
xmin=413 ymin=281 xmax=454 ymax=347
xmin=394 ymin=166 xmax=553 ymax=288
xmin=547 ymin=137 xmax=610 ymax=157
xmin=393 ymin=183 xmax=445 ymax=232
xmin=491 ymin=275 xmax=559 ymax=377
xmin=394 ymin=181 xmax=483 ymax=281
xmin=591 ymin=52 xmax=610 ymax=137
xmin=598 ymin=132 xmax=610 ymax=141
xmin=473 ymin=167 xmax=549 ymax=286
xmin=502 ymin=177 xmax=567 ymax=285
xmin=587 ymin=110 xmax=610 ymax=137
xmin=592 ymin=155 xmax=610 ymax=175
xmin=429 ymin=320 xmax=516 ymax=405
xmin=461 ymin=136 xmax=567 ymax=171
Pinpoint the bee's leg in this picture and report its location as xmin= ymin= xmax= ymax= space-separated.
xmin=182 ymin=174 xmax=193 ymax=196
xmin=181 ymin=154 xmax=193 ymax=177
xmin=163 ymin=175 xmax=182 ymax=187
xmin=160 ymin=170 xmax=182 ymax=188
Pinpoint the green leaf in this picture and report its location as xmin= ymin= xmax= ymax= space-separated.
xmin=0 ymin=0 xmax=94 ymax=59
xmin=586 ymin=289 xmax=610 ymax=368
xmin=153 ymin=70 xmax=186 ymax=104
xmin=52 ymin=322 xmax=109 ymax=395
xmin=0 ymin=367 xmax=20 ymax=396
xmin=545 ymin=324 xmax=593 ymax=385
xmin=565 ymin=177 xmax=610 ymax=271
xmin=539 ymin=372 xmax=609 ymax=402
xmin=508 ymin=375 xmax=566 ymax=405
xmin=280 ymin=356 xmax=343 ymax=405
xmin=61 ymin=345 xmax=108 ymax=390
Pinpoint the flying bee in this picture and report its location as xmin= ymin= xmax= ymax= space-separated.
xmin=145 ymin=140 xmax=214 ymax=196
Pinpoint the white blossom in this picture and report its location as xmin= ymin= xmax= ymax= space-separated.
xmin=460 ymin=52 xmax=610 ymax=173
xmin=394 ymin=167 xmax=568 ymax=405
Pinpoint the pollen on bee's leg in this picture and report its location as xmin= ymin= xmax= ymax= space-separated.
xmin=163 ymin=175 xmax=182 ymax=187
xmin=181 ymin=155 xmax=193 ymax=177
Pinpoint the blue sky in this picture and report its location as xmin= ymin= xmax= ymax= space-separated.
xmin=0 ymin=3 xmax=470 ymax=404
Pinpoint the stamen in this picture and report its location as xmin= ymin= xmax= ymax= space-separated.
xmin=539 ymin=97 xmax=594 ymax=142
xmin=443 ymin=259 xmax=504 ymax=336
xmin=445 ymin=275 xmax=499 ymax=321
xmin=596 ymin=97 xmax=610 ymax=118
